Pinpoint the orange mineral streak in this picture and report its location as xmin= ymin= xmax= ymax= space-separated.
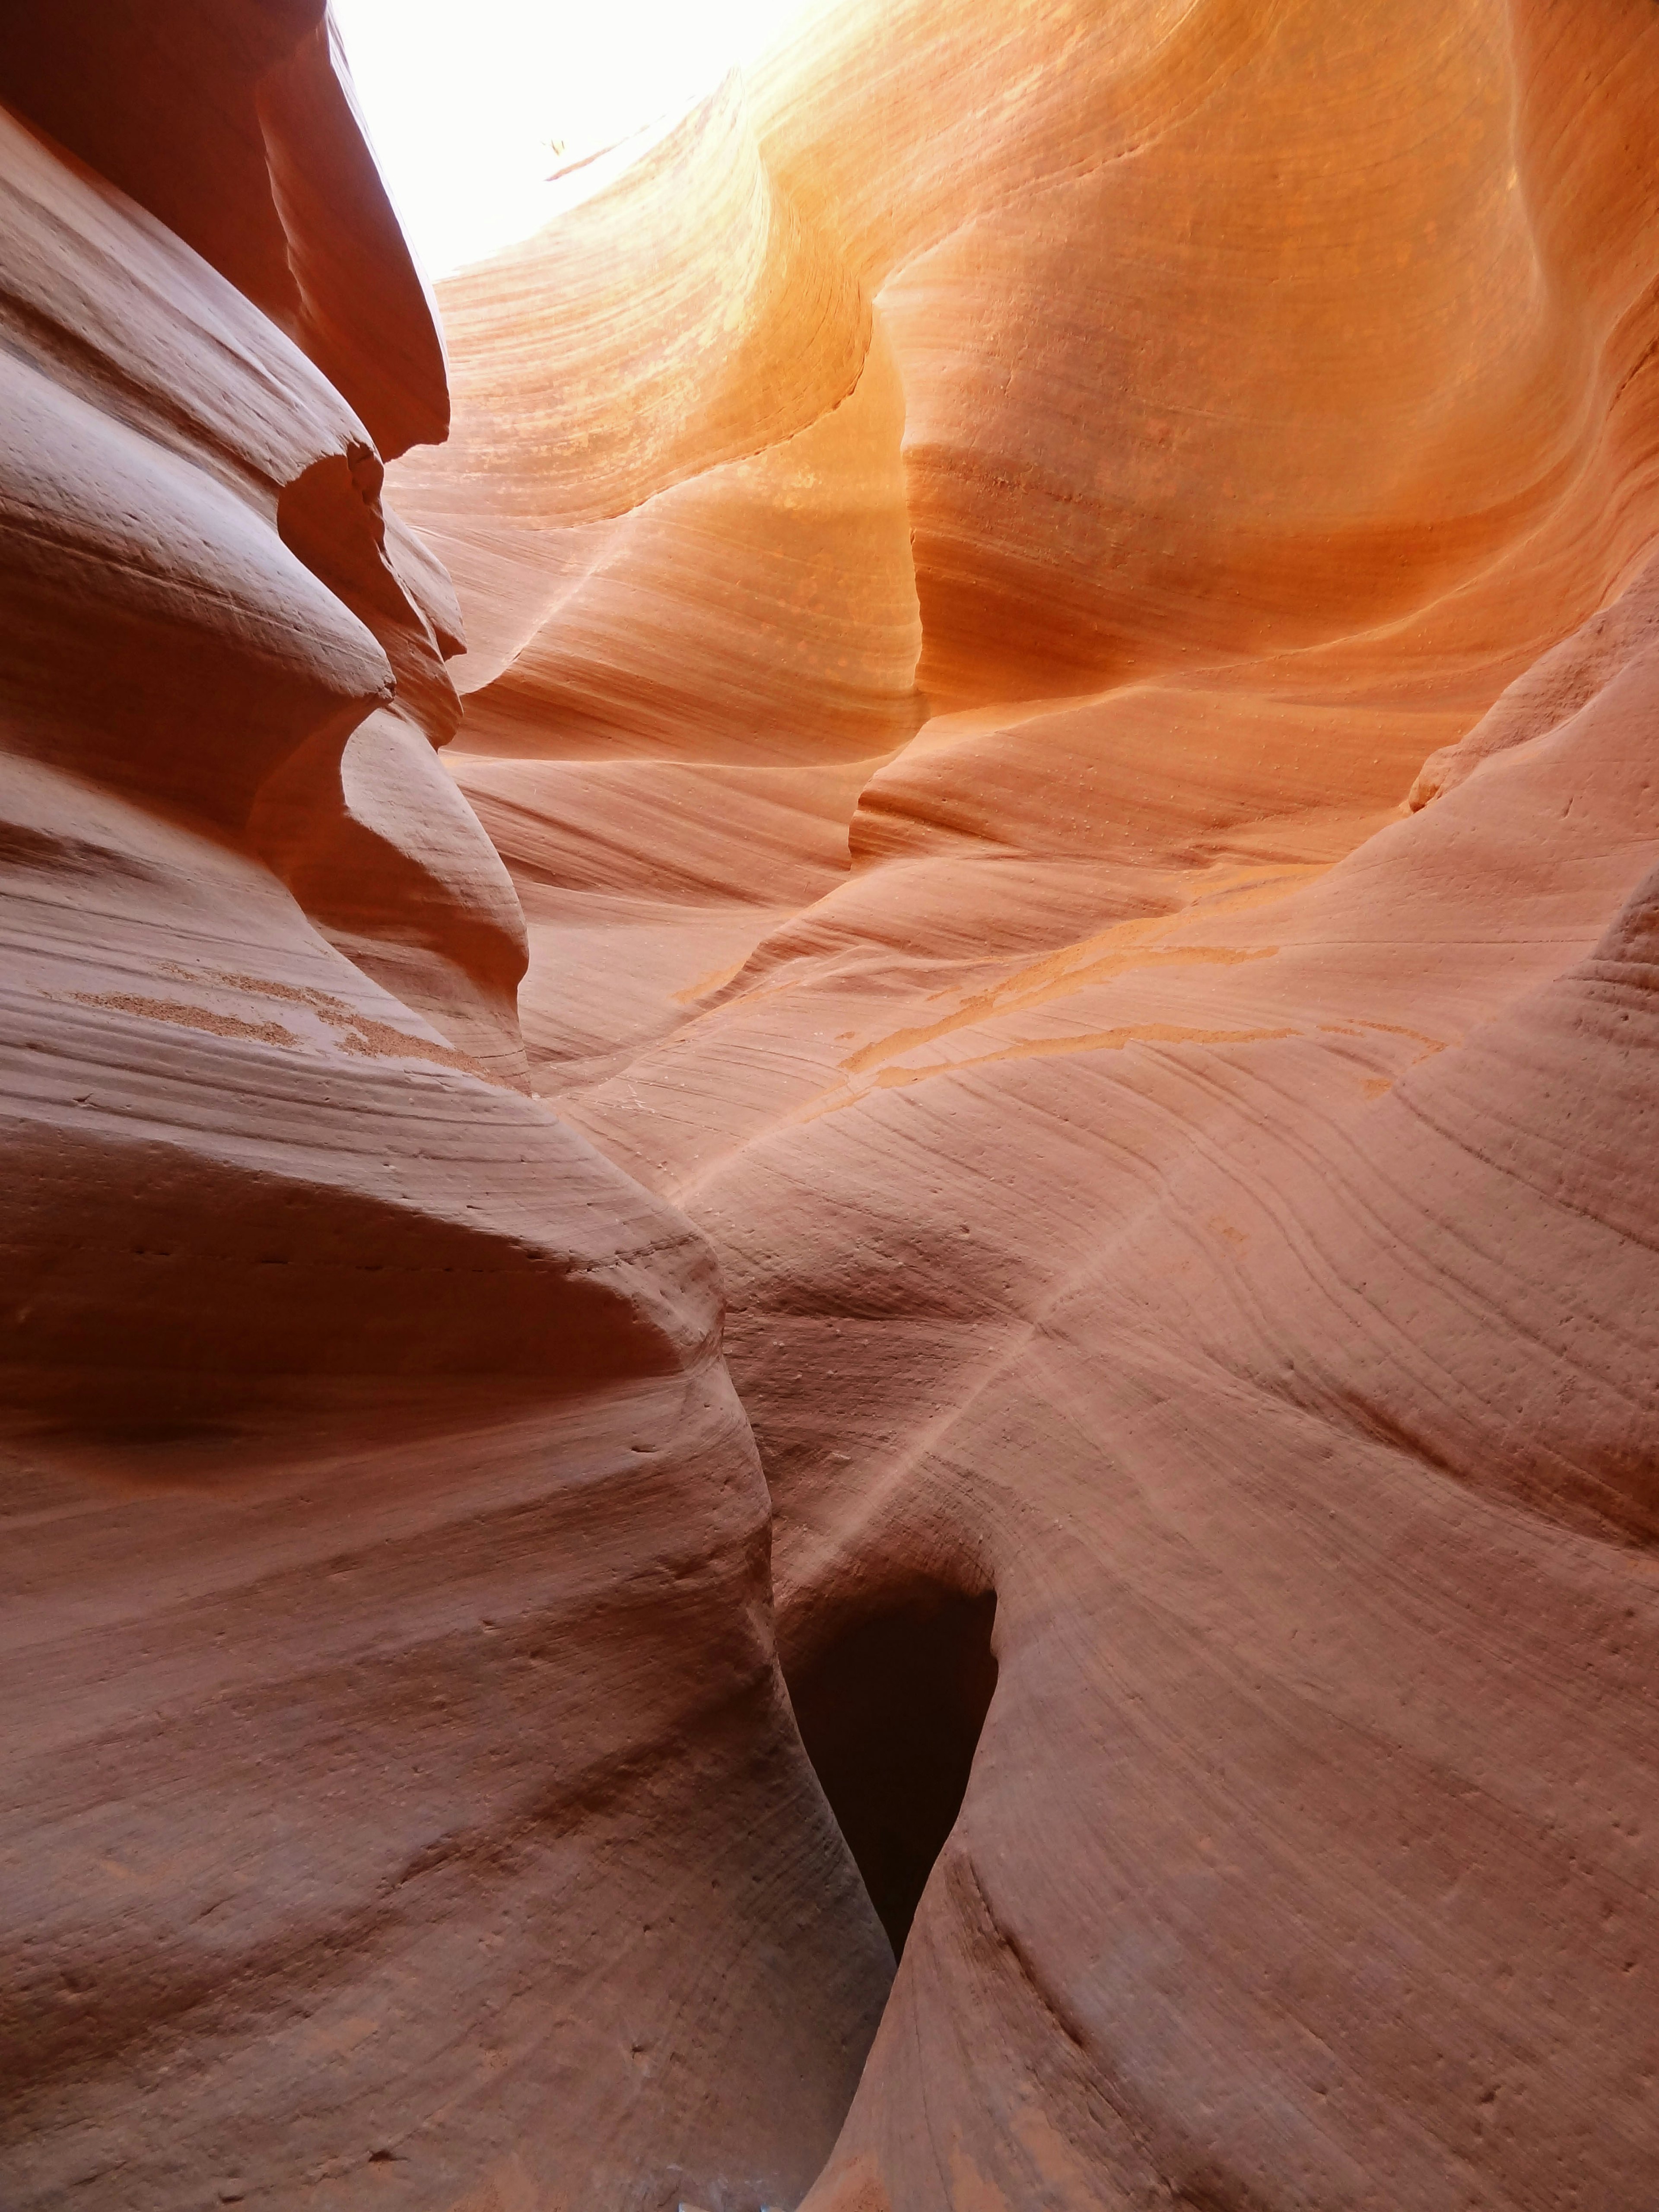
xmin=8 ymin=0 xmax=1659 ymax=2209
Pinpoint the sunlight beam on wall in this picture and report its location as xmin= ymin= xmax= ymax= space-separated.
xmin=329 ymin=0 xmax=814 ymax=280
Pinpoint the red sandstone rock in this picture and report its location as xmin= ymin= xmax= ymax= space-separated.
xmin=390 ymin=0 xmax=1659 ymax=2206
xmin=9 ymin=0 xmax=1659 ymax=2208
xmin=0 ymin=10 xmax=884 ymax=2209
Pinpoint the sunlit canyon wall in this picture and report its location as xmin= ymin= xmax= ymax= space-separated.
xmin=6 ymin=3 xmax=1659 ymax=2210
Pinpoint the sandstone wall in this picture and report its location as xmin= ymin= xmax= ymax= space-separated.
xmin=0 ymin=9 xmax=887 ymax=2209
xmin=388 ymin=2 xmax=1659 ymax=2207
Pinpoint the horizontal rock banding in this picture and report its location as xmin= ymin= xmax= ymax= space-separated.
xmin=404 ymin=0 xmax=1659 ymax=2205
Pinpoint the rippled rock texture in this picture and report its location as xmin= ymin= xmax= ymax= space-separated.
xmin=0 ymin=7 xmax=884 ymax=2210
xmin=387 ymin=1 xmax=1659 ymax=2206
xmin=8 ymin=0 xmax=1659 ymax=2209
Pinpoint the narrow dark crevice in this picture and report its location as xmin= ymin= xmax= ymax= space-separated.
xmin=783 ymin=1582 xmax=998 ymax=1957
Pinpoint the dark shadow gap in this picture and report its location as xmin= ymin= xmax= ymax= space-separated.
xmin=784 ymin=1583 xmax=998 ymax=1956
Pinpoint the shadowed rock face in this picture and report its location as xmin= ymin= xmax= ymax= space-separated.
xmin=385 ymin=1 xmax=1659 ymax=2207
xmin=9 ymin=0 xmax=1659 ymax=2209
xmin=786 ymin=1583 xmax=999 ymax=1958
xmin=0 ymin=9 xmax=888 ymax=2211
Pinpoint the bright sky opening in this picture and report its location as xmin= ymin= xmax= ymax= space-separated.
xmin=328 ymin=0 xmax=816 ymax=281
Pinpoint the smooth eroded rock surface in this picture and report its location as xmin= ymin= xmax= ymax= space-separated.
xmin=0 ymin=10 xmax=887 ymax=2209
xmin=8 ymin=0 xmax=1659 ymax=2208
xmin=388 ymin=1 xmax=1659 ymax=2206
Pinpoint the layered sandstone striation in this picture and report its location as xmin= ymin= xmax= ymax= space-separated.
xmin=0 ymin=9 xmax=885 ymax=2211
xmin=386 ymin=0 xmax=1659 ymax=2207
xmin=7 ymin=0 xmax=1659 ymax=2207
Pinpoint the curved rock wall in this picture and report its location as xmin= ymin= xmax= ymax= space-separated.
xmin=9 ymin=0 xmax=1659 ymax=2206
xmin=388 ymin=1 xmax=1659 ymax=2207
xmin=0 ymin=10 xmax=887 ymax=2210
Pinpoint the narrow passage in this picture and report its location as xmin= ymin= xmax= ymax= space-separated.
xmin=785 ymin=1582 xmax=998 ymax=1955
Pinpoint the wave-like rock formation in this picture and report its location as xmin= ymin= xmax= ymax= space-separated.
xmin=381 ymin=0 xmax=1659 ymax=2207
xmin=8 ymin=0 xmax=1659 ymax=2207
xmin=0 ymin=9 xmax=887 ymax=2211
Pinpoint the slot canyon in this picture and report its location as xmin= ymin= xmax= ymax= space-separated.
xmin=4 ymin=0 xmax=1659 ymax=2206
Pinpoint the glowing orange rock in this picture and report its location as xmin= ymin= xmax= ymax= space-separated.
xmin=407 ymin=0 xmax=1659 ymax=2204
xmin=10 ymin=0 xmax=1659 ymax=2204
